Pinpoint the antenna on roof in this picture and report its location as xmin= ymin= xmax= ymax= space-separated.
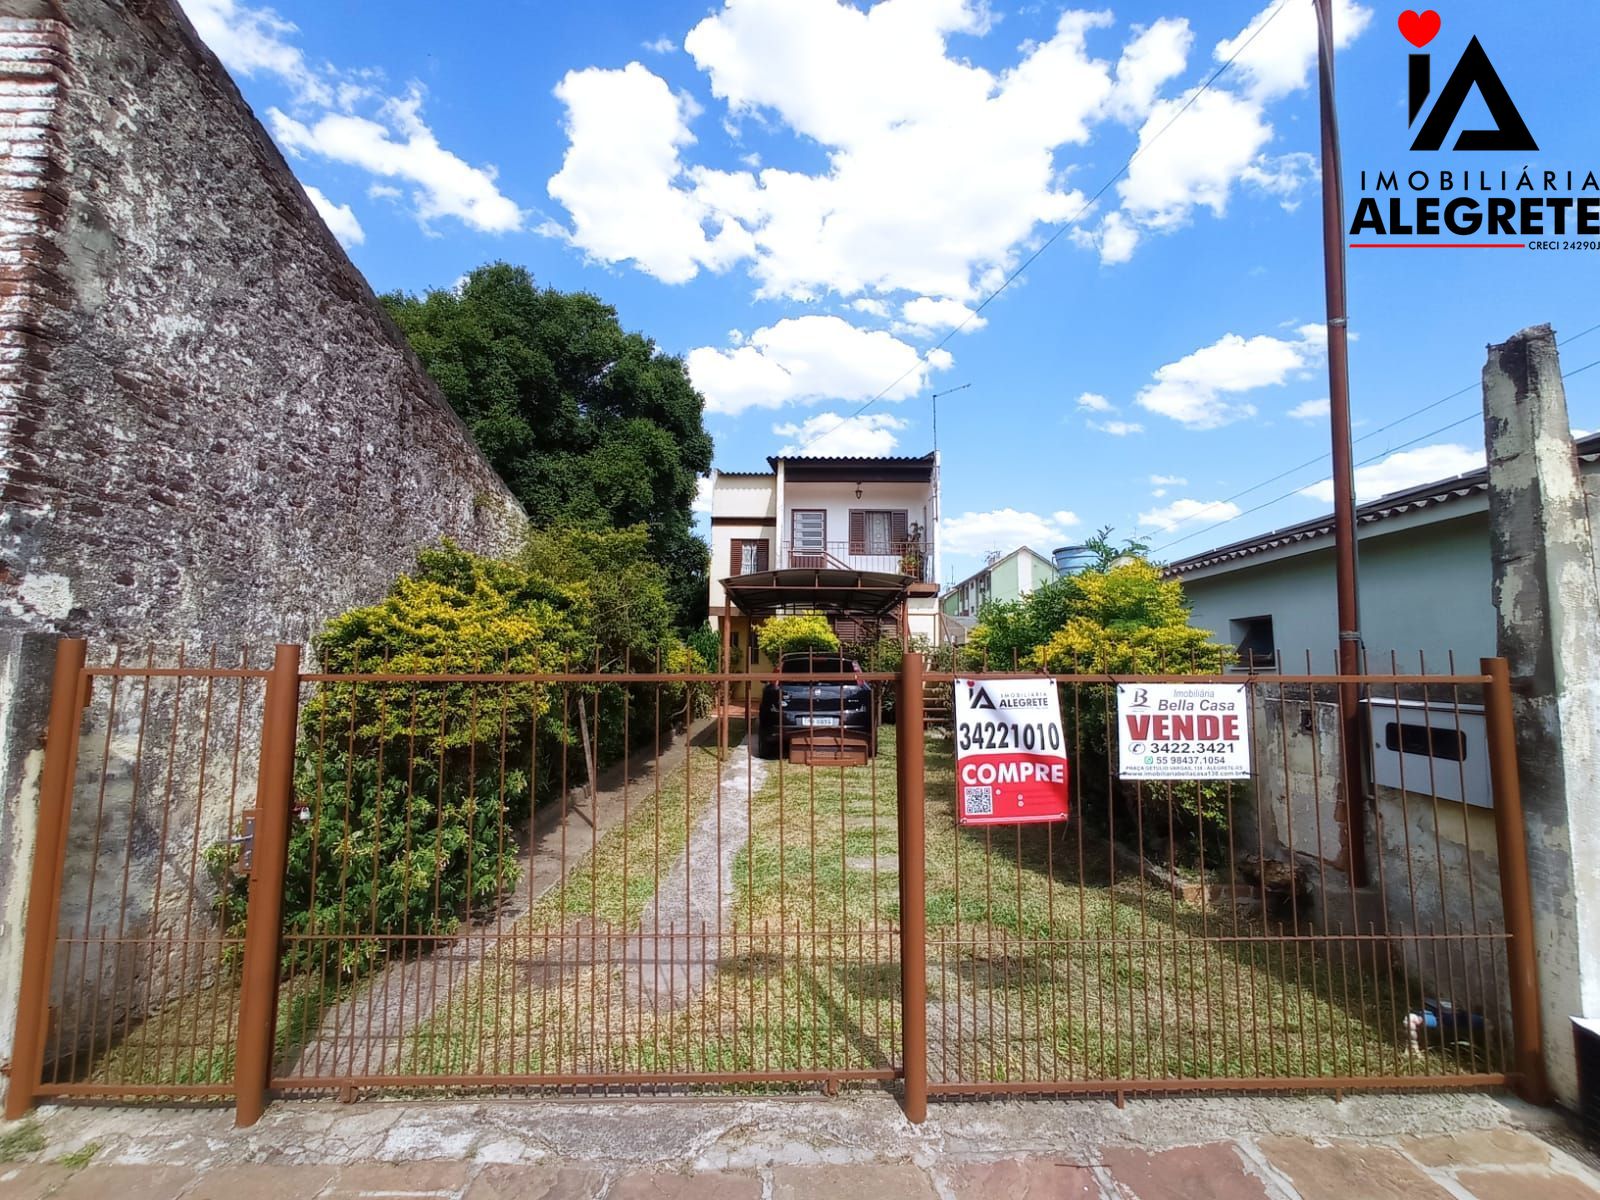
xmin=928 ymin=383 xmax=971 ymax=457
xmin=928 ymin=383 xmax=969 ymax=565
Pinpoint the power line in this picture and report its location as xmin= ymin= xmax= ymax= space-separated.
xmin=1150 ymin=351 xmax=1600 ymax=557
xmin=789 ymin=0 xmax=1298 ymax=455
xmin=1137 ymin=319 xmax=1600 ymax=549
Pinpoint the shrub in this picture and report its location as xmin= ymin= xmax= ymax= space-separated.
xmin=211 ymin=532 xmax=697 ymax=980
xmin=756 ymin=612 xmax=839 ymax=662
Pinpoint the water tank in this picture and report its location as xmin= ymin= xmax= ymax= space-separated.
xmin=1053 ymin=545 xmax=1096 ymax=575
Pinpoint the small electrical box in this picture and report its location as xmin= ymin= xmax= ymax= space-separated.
xmin=1366 ymin=697 xmax=1490 ymax=809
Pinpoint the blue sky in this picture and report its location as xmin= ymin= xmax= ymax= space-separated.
xmin=183 ymin=0 xmax=1600 ymax=584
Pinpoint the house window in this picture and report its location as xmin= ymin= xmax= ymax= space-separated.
xmin=791 ymin=510 xmax=826 ymax=564
xmin=1229 ymin=616 xmax=1277 ymax=673
xmin=729 ymin=538 xmax=769 ymax=576
xmin=848 ymin=509 xmax=908 ymax=556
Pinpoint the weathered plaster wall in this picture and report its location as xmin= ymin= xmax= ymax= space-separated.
xmin=1483 ymin=323 xmax=1600 ymax=1105
xmin=0 ymin=0 xmax=525 ymax=1100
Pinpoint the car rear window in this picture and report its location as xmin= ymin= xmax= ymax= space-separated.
xmin=779 ymin=655 xmax=854 ymax=674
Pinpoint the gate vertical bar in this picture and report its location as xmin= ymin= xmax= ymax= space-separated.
xmin=4 ymin=638 xmax=88 ymax=1120
xmin=234 ymin=643 xmax=302 ymax=1127
xmin=897 ymin=650 xmax=927 ymax=1122
xmin=1481 ymin=656 xmax=1551 ymax=1104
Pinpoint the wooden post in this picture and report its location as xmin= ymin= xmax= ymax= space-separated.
xmin=234 ymin=643 xmax=301 ymax=1127
xmin=897 ymin=650 xmax=927 ymax=1122
xmin=1482 ymin=656 xmax=1552 ymax=1104
xmin=4 ymin=638 xmax=87 ymax=1120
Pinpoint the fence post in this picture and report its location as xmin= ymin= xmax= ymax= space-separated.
xmin=1482 ymin=655 xmax=1552 ymax=1105
xmin=4 ymin=638 xmax=87 ymax=1120
xmin=897 ymin=650 xmax=927 ymax=1122
xmin=234 ymin=643 xmax=301 ymax=1127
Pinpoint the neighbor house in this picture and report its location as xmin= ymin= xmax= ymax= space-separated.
xmin=939 ymin=545 xmax=1057 ymax=644
xmin=707 ymin=453 xmax=941 ymax=677
xmin=1166 ymin=431 xmax=1600 ymax=673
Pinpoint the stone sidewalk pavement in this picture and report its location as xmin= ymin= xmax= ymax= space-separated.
xmin=2 ymin=1093 xmax=1598 ymax=1199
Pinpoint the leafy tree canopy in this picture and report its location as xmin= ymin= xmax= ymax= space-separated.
xmin=969 ymin=558 xmax=1229 ymax=674
xmin=383 ymin=263 xmax=714 ymax=627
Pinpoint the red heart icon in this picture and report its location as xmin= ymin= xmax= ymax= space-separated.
xmin=1397 ymin=9 xmax=1441 ymax=48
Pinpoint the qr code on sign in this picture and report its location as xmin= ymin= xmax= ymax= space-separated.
xmin=964 ymin=786 xmax=993 ymax=815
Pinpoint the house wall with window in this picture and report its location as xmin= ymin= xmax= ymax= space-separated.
xmin=780 ymin=479 xmax=935 ymax=577
xmin=1175 ymin=502 xmax=1495 ymax=673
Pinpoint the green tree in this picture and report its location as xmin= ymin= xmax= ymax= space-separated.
xmin=383 ymin=263 xmax=714 ymax=627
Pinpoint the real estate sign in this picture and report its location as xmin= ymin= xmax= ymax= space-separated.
xmin=952 ymin=677 xmax=1070 ymax=826
xmin=1116 ymin=683 xmax=1250 ymax=780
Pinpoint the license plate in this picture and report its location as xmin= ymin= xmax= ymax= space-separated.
xmin=798 ymin=715 xmax=840 ymax=726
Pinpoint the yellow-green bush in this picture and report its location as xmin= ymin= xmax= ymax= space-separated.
xmin=757 ymin=611 xmax=839 ymax=662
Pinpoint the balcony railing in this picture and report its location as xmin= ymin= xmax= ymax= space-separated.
xmin=776 ymin=540 xmax=934 ymax=583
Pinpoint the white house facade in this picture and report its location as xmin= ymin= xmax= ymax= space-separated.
xmin=707 ymin=453 xmax=942 ymax=676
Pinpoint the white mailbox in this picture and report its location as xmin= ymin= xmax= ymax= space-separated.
xmin=1366 ymin=697 xmax=1491 ymax=809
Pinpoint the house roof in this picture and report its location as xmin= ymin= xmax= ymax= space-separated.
xmin=939 ymin=544 xmax=1055 ymax=599
xmin=721 ymin=566 xmax=913 ymax=617
xmin=1166 ymin=431 xmax=1600 ymax=576
xmin=768 ymin=451 xmax=936 ymax=483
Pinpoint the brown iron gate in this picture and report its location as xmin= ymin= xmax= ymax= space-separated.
xmin=5 ymin=643 xmax=1547 ymax=1125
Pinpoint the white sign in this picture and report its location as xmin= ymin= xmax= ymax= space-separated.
xmin=952 ymin=677 xmax=1070 ymax=825
xmin=1116 ymin=683 xmax=1251 ymax=780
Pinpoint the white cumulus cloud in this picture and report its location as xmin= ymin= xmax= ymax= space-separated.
xmin=302 ymin=184 xmax=364 ymax=247
xmin=183 ymin=0 xmax=524 ymax=235
xmin=687 ymin=315 xmax=949 ymax=416
xmin=1139 ymin=497 xmax=1242 ymax=532
xmin=1136 ymin=324 xmax=1326 ymax=430
xmin=1288 ymin=397 xmax=1331 ymax=421
xmin=898 ymin=297 xmax=986 ymax=337
xmin=1089 ymin=419 xmax=1144 ymax=436
xmin=774 ymin=411 xmax=909 ymax=457
xmin=941 ymin=508 xmax=1080 ymax=557
xmin=1299 ymin=444 xmax=1484 ymax=504
xmin=1077 ymin=392 xmax=1114 ymax=413
xmin=271 ymin=88 xmax=524 ymax=234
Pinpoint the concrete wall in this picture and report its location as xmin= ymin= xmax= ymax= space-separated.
xmin=1181 ymin=509 xmax=1495 ymax=672
xmin=0 ymin=0 xmax=526 ymax=1100
xmin=1483 ymin=324 xmax=1600 ymax=1105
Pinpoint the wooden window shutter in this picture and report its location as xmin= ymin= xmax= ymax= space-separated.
xmin=890 ymin=510 xmax=909 ymax=549
xmin=729 ymin=539 xmax=744 ymax=577
xmin=849 ymin=510 xmax=866 ymax=555
xmin=755 ymin=539 xmax=770 ymax=572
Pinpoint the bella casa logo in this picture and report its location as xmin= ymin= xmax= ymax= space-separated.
xmin=1348 ymin=9 xmax=1597 ymax=250
xmin=1399 ymin=9 xmax=1536 ymax=152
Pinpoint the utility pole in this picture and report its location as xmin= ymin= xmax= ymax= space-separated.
xmin=1315 ymin=0 xmax=1367 ymax=886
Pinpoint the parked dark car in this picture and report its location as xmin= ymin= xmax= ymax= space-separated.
xmin=756 ymin=653 xmax=877 ymax=759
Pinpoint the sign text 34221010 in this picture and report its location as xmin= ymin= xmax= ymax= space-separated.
xmin=952 ymin=677 xmax=1070 ymax=825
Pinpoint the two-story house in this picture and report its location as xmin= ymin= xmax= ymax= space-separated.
xmin=707 ymin=453 xmax=942 ymax=677
xmin=938 ymin=545 xmax=1058 ymax=644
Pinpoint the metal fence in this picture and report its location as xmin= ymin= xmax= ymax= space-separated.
xmin=5 ymin=642 xmax=1546 ymax=1126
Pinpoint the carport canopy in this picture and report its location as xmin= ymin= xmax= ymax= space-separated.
xmin=722 ymin=566 xmax=912 ymax=618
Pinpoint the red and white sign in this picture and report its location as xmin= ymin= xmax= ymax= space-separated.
xmin=952 ymin=677 xmax=1070 ymax=826
xmin=1116 ymin=683 xmax=1250 ymax=780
